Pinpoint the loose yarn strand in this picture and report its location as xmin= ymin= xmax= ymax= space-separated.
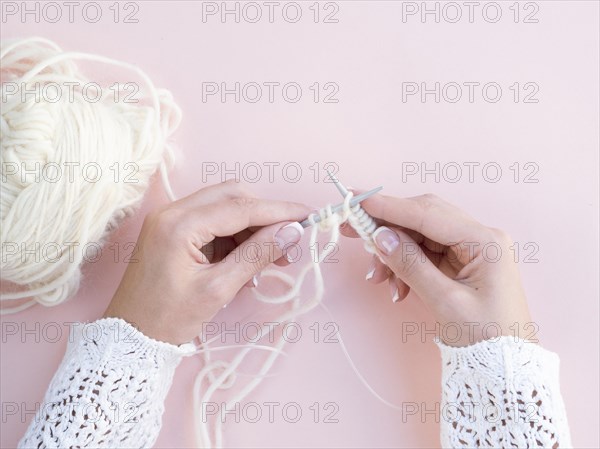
xmin=193 ymin=192 xmax=388 ymax=448
xmin=1 ymin=37 xmax=398 ymax=447
xmin=319 ymin=302 xmax=404 ymax=411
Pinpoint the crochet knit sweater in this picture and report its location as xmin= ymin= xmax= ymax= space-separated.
xmin=18 ymin=317 xmax=572 ymax=448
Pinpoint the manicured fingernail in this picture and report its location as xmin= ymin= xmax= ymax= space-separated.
xmin=373 ymin=227 xmax=400 ymax=256
xmin=275 ymin=222 xmax=304 ymax=250
xmin=365 ymin=267 xmax=375 ymax=281
xmin=248 ymin=275 xmax=258 ymax=288
xmin=244 ymin=274 xmax=259 ymax=288
xmin=389 ymin=278 xmax=400 ymax=303
xmin=365 ymin=258 xmax=376 ymax=280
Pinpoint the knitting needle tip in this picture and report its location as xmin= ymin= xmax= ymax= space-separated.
xmin=299 ymin=186 xmax=383 ymax=228
xmin=326 ymin=169 xmax=349 ymax=197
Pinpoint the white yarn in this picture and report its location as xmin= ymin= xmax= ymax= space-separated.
xmin=17 ymin=317 xmax=573 ymax=448
xmin=0 ymin=37 xmax=181 ymax=313
xmin=345 ymin=195 xmax=378 ymax=254
xmin=193 ymin=192 xmax=393 ymax=448
xmin=0 ymin=37 xmax=391 ymax=443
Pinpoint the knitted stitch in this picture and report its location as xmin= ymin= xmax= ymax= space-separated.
xmin=18 ymin=320 xmax=571 ymax=448
xmin=18 ymin=318 xmax=194 ymax=449
xmin=437 ymin=336 xmax=571 ymax=448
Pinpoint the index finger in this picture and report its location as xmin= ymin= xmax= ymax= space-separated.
xmin=360 ymin=193 xmax=486 ymax=245
xmin=198 ymin=197 xmax=312 ymax=240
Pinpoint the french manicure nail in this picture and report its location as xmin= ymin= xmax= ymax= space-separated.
xmin=244 ymin=274 xmax=259 ymax=288
xmin=389 ymin=279 xmax=400 ymax=303
xmin=365 ymin=258 xmax=376 ymax=280
xmin=373 ymin=227 xmax=400 ymax=256
xmin=275 ymin=222 xmax=304 ymax=250
xmin=366 ymin=267 xmax=375 ymax=281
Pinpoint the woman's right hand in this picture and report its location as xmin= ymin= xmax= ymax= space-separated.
xmin=343 ymin=193 xmax=533 ymax=347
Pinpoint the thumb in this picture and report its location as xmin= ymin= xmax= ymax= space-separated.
xmin=371 ymin=226 xmax=454 ymax=304
xmin=214 ymin=222 xmax=304 ymax=293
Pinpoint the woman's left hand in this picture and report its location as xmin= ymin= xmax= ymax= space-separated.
xmin=103 ymin=180 xmax=311 ymax=344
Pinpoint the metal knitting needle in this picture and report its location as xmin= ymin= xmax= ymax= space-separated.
xmin=321 ymin=171 xmax=397 ymax=302
xmin=299 ymin=186 xmax=383 ymax=228
xmin=326 ymin=169 xmax=377 ymax=216
xmin=325 ymin=169 xmax=349 ymax=197
xmin=325 ymin=169 xmax=381 ymax=244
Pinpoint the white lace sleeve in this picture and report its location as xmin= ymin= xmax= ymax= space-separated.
xmin=18 ymin=317 xmax=195 ymax=449
xmin=437 ymin=336 xmax=572 ymax=448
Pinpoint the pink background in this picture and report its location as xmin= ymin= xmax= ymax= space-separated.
xmin=1 ymin=1 xmax=598 ymax=447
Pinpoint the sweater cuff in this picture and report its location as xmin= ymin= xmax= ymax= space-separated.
xmin=435 ymin=336 xmax=572 ymax=448
xmin=435 ymin=336 xmax=560 ymax=385
xmin=68 ymin=317 xmax=196 ymax=367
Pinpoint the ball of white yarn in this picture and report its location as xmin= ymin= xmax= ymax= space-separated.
xmin=0 ymin=37 xmax=182 ymax=313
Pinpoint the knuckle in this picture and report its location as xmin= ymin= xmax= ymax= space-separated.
xmin=230 ymin=196 xmax=257 ymax=210
xmin=393 ymin=247 xmax=420 ymax=278
xmin=221 ymin=179 xmax=256 ymax=198
xmin=421 ymin=193 xmax=440 ymax=206
xmin=413 ymin=193 xmax=441 ymax=216
xmin=233 ymin=181 xmax=256 ymax=198
xmin=401 ymin=252 xmax=420 ymax=277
